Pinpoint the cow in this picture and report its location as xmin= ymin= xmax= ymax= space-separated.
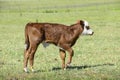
xmin=23 ymin=20 xmax=94 ymax=72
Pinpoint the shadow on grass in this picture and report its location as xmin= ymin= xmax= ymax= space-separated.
xmin=52 ymin=63 xmax=114 ymax=71
xmin=34 ymin=63 xmax=114 ymax=73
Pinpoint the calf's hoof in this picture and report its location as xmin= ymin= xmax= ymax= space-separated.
xmin=66 ymin=63 xmax=71 ymax=67
xmin=24 ymin=68 xmax=29 ymax=73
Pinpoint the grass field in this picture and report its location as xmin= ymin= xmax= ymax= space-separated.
xmin=0 ymin=0 xmax=120 ymax=80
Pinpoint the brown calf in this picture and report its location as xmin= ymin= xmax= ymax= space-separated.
xmin=23 ymin=20 xmax=94 ymax=72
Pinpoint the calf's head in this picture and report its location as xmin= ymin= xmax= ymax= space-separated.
xmin=79 ymin=20 xmax=94 ymax=35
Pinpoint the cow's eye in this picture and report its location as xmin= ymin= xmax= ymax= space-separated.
xmin=86 ymin=26 xmax=90 ymax=30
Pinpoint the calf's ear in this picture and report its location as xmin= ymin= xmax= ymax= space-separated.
xmin=76 ymin=20 xmax=85 ymax=29
xmin=77 ymin=20 xmax=84 ymax=26
xmin=79 ymin=20 xmax=84 ymax=27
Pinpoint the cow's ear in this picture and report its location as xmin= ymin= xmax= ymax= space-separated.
xmin=77 ymin=20 xmax=84 ymax=26
xmin=79 ymin=20 xmax=84 ymax=27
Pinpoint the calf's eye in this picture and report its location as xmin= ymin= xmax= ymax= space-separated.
xmin=86 ymin=26 xmax=90 ymax=30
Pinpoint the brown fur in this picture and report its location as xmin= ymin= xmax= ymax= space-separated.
xmin=24 ymin=20 xmax=85 ymax=70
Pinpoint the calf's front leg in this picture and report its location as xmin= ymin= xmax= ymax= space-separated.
xmin=66 ymin=48 xmax=74 ymax=67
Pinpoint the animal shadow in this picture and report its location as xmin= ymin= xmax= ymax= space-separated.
xmin=52 ymin=63 xmax=114 ymax=71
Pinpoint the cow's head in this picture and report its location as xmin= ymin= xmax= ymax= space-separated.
xmin=78 ymin=20 xmax=94 ymax=35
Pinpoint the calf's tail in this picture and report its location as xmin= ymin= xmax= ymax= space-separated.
xmin=24 ymin=25 xmax=30 ymax=51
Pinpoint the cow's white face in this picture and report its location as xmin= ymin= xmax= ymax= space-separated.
xmin=82 ymin=20 xmax=94 ymax=35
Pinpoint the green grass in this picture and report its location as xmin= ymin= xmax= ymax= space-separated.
xmin=0 ymin=0 xmax=120 ymax=80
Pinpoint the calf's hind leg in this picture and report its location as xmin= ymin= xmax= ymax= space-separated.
xmin=29 ymin=43 xmax=39 ymax=72
xmin=24 ymin=43 xmax=39 ymax=72
xmin=24 ymin=49 xmax=29 ymax=72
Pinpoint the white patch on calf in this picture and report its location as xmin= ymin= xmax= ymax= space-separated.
xmin=24 ymin=67 xmax=29 ymax=73
xmin=59 ymin=47 xmax=64 ymax=51
xmin=87 ymin=29 xmax=93 ymax=34
xmin=64 ymin=68 xmax=66 ymax=70
xmin=82 ymin=27 xmax=93 ymax=35
xmin=84 ymin=20 xmax=89 ymax=26
xmin=57 ymin=44 xmax=65 ymax=50
xmin=24 ymin=44 xmax=27 ymax=50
